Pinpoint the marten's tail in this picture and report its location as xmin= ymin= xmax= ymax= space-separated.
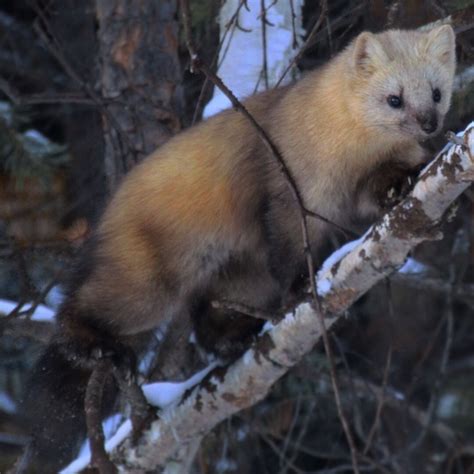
xmin=14 ymin=319 xmax=143 ymax=474
xmin=16 ymin=342 xmax=92 ymax=474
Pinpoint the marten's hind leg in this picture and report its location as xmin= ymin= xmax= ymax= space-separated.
xmin=192 ymin=255 xmax=282 ymax=360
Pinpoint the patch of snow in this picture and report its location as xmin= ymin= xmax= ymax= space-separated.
xmin=319 ymin=237 xmax=365 ymax=274
xmin=142 ymin=381 xmax=188 ymax=408
xmin=315 ymin=237 xmax=365 ymax=295
xmin=64 ymin=414 xmax=124 ymax=473
xmin=243 ymin=350 xmax=254 ymax=366
xmin=29 ymin=303 xmax=56 ymax=322
xmin=203 ymin=0 xmax=305 ymax=118
xmin=389 ymin=389 xmax=406 ymax=401
xmin=60 ymin=419 xmax=132 ymax=474
xmin=453 ymin=66 xmax=474 ymax=91
xmin=188 ymin=331 xmax=197 ymax=344
xmin=237 ymin=427 xmax=248 ymax=441
xmin=0 ymin=101 xmax=13 ymax=125
xmin=23 ymin=129 xmax=50 ymax=146
xmin=0 ymin=298 xmax=55 ymax=322
xmin=44 ymin=285 xmax=64 ymax=310
xmin=208 ymin=375 xmax=222 ymax=388
xmin=437 ymin=393 xmax=459 ymax=418
xmin=105 ymin=419 xmax=132 ymax=451
xmin=0 ymin=391 xmax=16 ymax=414
xmin=0 ymin=300 xmax=22 ymax=316
xmin=103 ymin=413 xmax=126 ymax=440
xmin=142 ymin=362 xmax=218 ymax=409
xmin=317 ymin=278 xmax=332 ymax=296
xmin=398 ymin=258 xmax=428 ymax=275
xmin=153 ymin=330 xmax=164 ymax=342
xmin=216 ymin=457 xmax=238 ymax=472
xmin=138 ymin=346 xmax=157 ymax=374
xmin=282 ymin=311 xmax=296 ymax=324
xmin=258 ymin=320 xmax=274 ymax=335
xmin=75 ymin=437 xmax=89 ymax=461
xmin=147 ymin=423 xmax=162 ymax=443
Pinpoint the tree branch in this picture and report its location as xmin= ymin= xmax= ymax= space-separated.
xmin=85 ymin=359 xmax=117 ymax=474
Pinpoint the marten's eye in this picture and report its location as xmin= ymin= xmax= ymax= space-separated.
xmin=387 ymin=95 xmax=403 ymax=108
xmin=432 ymin=88 xmax=441 ymax=103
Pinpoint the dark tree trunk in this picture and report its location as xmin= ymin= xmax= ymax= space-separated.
xmin=96 ymin=0 xmax=183 ymax=191
xmin=50 ymin=0 xmax=107 ymax=224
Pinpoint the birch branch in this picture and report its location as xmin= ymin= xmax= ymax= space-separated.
xmin=318 ymin=123 xmax=474 ymax=314
xmin=112 ymin=122 xmax=474 ymax=471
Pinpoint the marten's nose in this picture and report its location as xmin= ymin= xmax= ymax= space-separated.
xmin=417 ymin=112 xmax=438 ymax=134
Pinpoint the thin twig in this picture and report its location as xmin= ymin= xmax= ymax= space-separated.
xmin=31 ymin=9 xmax=137 ymax=168
xmin=405 ymin=238 xmax=456 ymax=454
xmin=362 ymin=283 xmax=393 ymax=455
xmin=259 ymin=430 xmax=313 ymax=474
xmin=0 ymin=77 xmax=94 ymax=105
xmin=112 ymin=367 xmax=154 ymax=444
xmin=278 ymin=395 xmax=302 ymax=471
xmin=0 ymin=245 xmax=59 ymax=333
xmin=405 ymin=313 xmax=446 ymax=400
xmin=304 ymin=208 xmax=358 ymax=238
xmin=211 ymin=300 xmax=275 ymax=322
xmin=260 ymin=0 xmax=269 ymax=90
xmin=289 ymin=0 xmax=299 ymax=49
xmin=192 ymin=0 xmax=247 ymax=124
xmin=85 ymin=359 xmax=117 ymax=474
xmin=391 ymin=273 xmax=474 ymax=310
xmin=275 ymin=0 xmax=328 ymax=88
xmin=362 ymin=279 xmax=394 ymax=455
xmin=280 ymin=400 xmax=316 ymax=474
xmin=325 ymin=14 xmax=334 ymax=57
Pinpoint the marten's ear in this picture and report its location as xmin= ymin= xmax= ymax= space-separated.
xmin=352 ymin=32 xmax=388 ymax=74
xmin=424 ymin=24 xmax=456 ymax=69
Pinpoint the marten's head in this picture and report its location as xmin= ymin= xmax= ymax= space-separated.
xmin=349 ymin=25 xmax=456 ymax=141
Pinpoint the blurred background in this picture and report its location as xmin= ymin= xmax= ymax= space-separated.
xmin=0 ymin=0 xmax=473 ymax=472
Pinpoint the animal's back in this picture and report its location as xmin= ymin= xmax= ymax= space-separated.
xmin=68 ymin=88 xmax=287 ymax=337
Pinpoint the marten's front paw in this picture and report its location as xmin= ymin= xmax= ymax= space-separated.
xmin=380 ymin=173 xmax=415 ymax=209
xmin=377 ymin=163 xmax=423 ymax=210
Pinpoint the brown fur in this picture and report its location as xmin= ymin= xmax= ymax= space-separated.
xmin=66 ymin=25 xmax=456 ymax=351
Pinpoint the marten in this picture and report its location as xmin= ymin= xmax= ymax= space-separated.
xmin=18 ymin=25 xmax=455 ymax=472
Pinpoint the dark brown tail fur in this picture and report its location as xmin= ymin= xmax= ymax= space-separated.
xmin=16 ymin=342 xmax=91 ymax=473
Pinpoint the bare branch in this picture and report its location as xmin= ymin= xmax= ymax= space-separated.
xmin=0 ymin=76 xmax=94 ymax=105
xmin=211 ymin=300 xmax=276 ymax=322
xmin=85 ymin=359 xmax=117 ymax=474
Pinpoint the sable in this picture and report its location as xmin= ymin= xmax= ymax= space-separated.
xmin=18 ymin=25 xmax=456 ymax=473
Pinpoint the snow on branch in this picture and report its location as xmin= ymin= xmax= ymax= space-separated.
xmin=111 ymin=123 xmax=474 ymax=471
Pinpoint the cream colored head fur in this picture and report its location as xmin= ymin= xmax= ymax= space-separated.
xmin=346 ymin=25 xmax=456 ymax=141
